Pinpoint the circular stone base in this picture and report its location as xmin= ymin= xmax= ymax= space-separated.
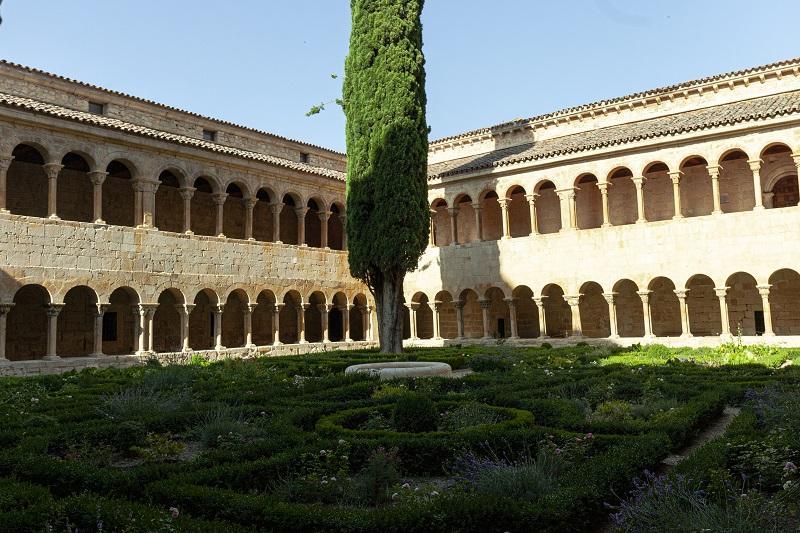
xmin=345 ymin=361 xmax=452 ymax=380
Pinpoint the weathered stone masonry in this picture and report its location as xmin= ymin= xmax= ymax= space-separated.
xmin=0 ymin=61 xmax=375 ymax=365
xmin=405 ymin=57 xmax=800 ymax=346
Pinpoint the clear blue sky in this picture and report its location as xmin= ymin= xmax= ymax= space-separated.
xmin=1 ymin=1 xmax=798 ymax=152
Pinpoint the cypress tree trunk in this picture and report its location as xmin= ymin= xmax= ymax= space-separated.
xmin=344 ymin=0 xmax=429 ymax=353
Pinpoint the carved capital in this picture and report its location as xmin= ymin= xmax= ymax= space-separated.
xmin=0 ymin=156 xmax=13 ymax=172
xmin=714 ymin=287 xmax=729 ymax=298
xmin=747 ymin=159 xmax=763 ymax=172
xmin=88 ymin=171 xmax=108 ymax=186
xmin=673 ymin=289 xmax=689 ymax=299
xmin=756 ymin=284 xmax=771 ymax=297
xmin=43 ymin=163 xmax=63 ymax=179
xmin=478 ymin=298 xmax=491 ymax=310
xmin=211 ymin=192 xmax=228 ymax=206
xmin=178 ymin=187 xmax=196 ymax=201
xmin=46 ymin=303 xmax=65 ymax=317
xmin=564 ymin=295 xmax=581 ymax=307
xmin=602 ymin=292 xmax=617 ymax=305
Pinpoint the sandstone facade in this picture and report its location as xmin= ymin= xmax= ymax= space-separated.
xmin=0 ymin=61 xmax=375 ymax=363
xmin=405 ymin=57 xmax=800 ymax=345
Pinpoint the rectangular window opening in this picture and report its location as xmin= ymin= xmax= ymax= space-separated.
xmin=203 ymin=129 xmax=217 ymax=142
xmin=88 ymin=101 xmax=105 ymax=115
xmin=299 ymin=152 xmax=310 ymax=163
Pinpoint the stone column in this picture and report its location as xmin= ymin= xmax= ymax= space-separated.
xmin=212 ymin=193 xmax=227 ymax=237
xmin=632 ymin=177 xmax=647 ymax=223
xmin=43 ymin=163 xmax=63 ymax=220
xmin=408 ymin=303 xmax=419 ymax=340
xmin=319 ymin=211 xmax=330 ymax=248
xmin=763 ymin=192 xmax=775 ymax=209
xmin=453 ymin=300 xmax=465 ymax=339
xmin=88 ymin=171 xmax=108 ymax=224
xmin=714 ymin=287 xmax=731 ymax=337
xmin=178 ymin=187 xmax=195 ymax=234
xmin=340 ymin=216 xmax=348 ymax=250
xmin=498 ymin=198 xmax=511 ymax=239
xmin=707 ymin=165 xmax=723 ymax=215
xmin=341 ymin=304 xmax=352 ymax=342
xmin=428 ymin=209 xmax=436 ymax=247
xmin=471 ymin=202 xmax=483 ymax=241
xmin=179 ymin=304 xmax=194 ymax=351
xmin=556 ymin=189 xmax=577 ymax=231
xmin=603 ymin=293 xmax=619 ymax=338
xmin=132 ymin=304 xmax=142 ymax=354
xmin=757 ymin=284 xmax=775 ymax=336
xmin=244 ymin=303 xmax=255 ymax=348
xmin=141 ymin=181 xmax=158 ymax=228
xmin=565 ymin=295 xmax=583 ymax=338
xmin=272 ymin=303 xmax=283 ymax=345
xmin=748 ymin=159 xmax=765 ymax=210
xmin=447 ymin=206 xmax=459 ymax=245
xmin=668 ymin=172 xmax=683 ymax=219
xmin=244 ymin=198 xmax=257 ymax=241
xmin=479 ymin=298 xmax=491 ymax=339
xmin=360 ymin=306 xmax=369 ymax=342
xmin=142 ymin=304 xmax=157 ymax=353
xmin=432 ymin=301 xmax=443 ymax=339
xmin=674 ymin=290 xmax=692 ymax=338
xmin=526 ymin=193 xmax=540 ymax=235
xmin=321 ymin=304 xmax=332 ymax=342
xmin=637 ymin=290 xmax=654 ymax=338
xmin=295 ymin=207 xmax=309 ymax=246
xmin=365 ymin=305 xmax=374 ymax=341
xmin=504 ymin=297 xmax=519 ymax=339
xmin=0 ymin=156 xmax=13 ymax=214
xmin=270 ymin=202 xmax=283 ymax=243
xmin=213 ymin=304 xmax=224 ymax=350
xmin=597 ymin=181 xmax=611 ymax=227
xmin=0 ymin=303 xmax=14 ymax=361
xmin=534 ymin=297 xmax=547 ymax=338
xmin=132 ymin=181 xmax=144 ymax=227
xmin=44 ymin=303 xmax=64 ymax=360
xmin=297 ymin=303 xmax=308 ymax=343
xmin=91 ymin=304 xmax=109 ymax=357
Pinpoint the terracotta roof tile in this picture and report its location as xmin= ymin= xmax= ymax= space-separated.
xmin=0 ymin=91 xmax=347 ymax=182
xmin=428 ymin=91 xmax=800 ymax=180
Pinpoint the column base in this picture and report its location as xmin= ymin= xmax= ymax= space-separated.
xmin=345 ymin=338 xmax=353 ymax=343
xmin=247 ymin=238 xmax=256 ymax=242
xmin=0 ymin=208 xmax=9 ymax=214
xmin=501 ymin=235 xmax=512 ymax=240
xmin=680 ymin=333 xmax=694 ymax=339
xmin=528 ymin=232 xmax=539 ymax=237
xmin=48 ymin=214 xmax=61 ymax=221
xmin=182 ymin=348 xmax=194 ymax=353
xmin=719 ymin=333 xmax=734 ymax=342
xmin=601 ymin=223 xmax=612 ymax=228
xmin=184 ymin=230 xmax=194 ymax=236
xmin=89 ymin=352 xmax=105 ymax=358
xmin=609 ymin=334 xmax=621 ymax=340
xmin=712 ymin=210 xmax=723 ymax=216
xmin=42 ymin=355 xmax=61 ymax=361
xmin=245 ymin=343 xmax=257 ymax=349
xmin=214 ymin=345 xmax=226 ymax=351
xmin=217 ymin=234 xmax=226 ymax=239
xmin=753 ymin=205 xmax=766 ymax=211
xmin=94 ymin=219 xmax=106 ymax=225
xmin=671 ymin=215 xmax=684 ymax=220
xmin=0 ymin=357 xmax=9 ymax=364
xmin=272 ymin=341 xmax=283 ymax=346
xmin=299 ymin=340 xmax=308 ymax=344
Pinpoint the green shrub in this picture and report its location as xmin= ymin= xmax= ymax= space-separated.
xmin=438 ymin=402 xmax=501 ymax=431
xmin=392 ymin=393 xmax=438 ymax=433
xmin=353 ymin=446 xmax=401 ymax=506
xmin=112 ymin=420 xmax=147 ymax=451
xmin=469 ymin=354 xmax=512 ymax=372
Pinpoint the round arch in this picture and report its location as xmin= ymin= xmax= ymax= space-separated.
xmin=579 ymin=281 xmax=610 ymax=338
xmin=612 ymin=279 xmax=644 ymax=337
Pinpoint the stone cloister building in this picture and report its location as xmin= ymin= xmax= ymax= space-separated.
xmin=3 ymin=56 xmax=800 ymax=369
xmin=0 ymin=61 xmax=375 ymax=365
xmin=404 ymin=57 xmax=800 ymax=345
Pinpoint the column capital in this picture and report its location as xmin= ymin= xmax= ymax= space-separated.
xmin=139 ymin=303 xmax=159 ymax=318
xmin=211 ymin=192 xmax=228 ymax=206
xmin=564 ymin=294 xmax=581 ymax=307
xmin=0 ymin=302 xmax=14 ymax=314
xmin=432 ymin=300 xmax=445 ymax=311
xmin=596 ymin=181 xmax=610 ymax=192
xmin=88 ymin=171 xmax=108 ymax=185
xmin=470 ymin=201 xmax=483 ymax=211
xmin=46 ymin=303 xmax=66 ymax=317
xmin=43 ymin=163 xmax=63 ymax=179
xmin=503 ymin=297 xmax=516 ymax=307
xmin=0 ymin=155 xmax=13 ymax=171
xmin=300 ymin=302 xmax=310 ymax=311
xmin=212 ymin=304 xmax=225 ymax=314
xmin=792 ymin=152 xmax=800 ymax=166
xmin=322 ymin=303 xmax=334 ymax=312
xmin=668 ymin=171 xmax=683 ymax=184
xmin=273 ymin=302 xmax=285 ymax=312
xmin=270 ymin=202 xmax=284 ymax=214
xmin=756 ymin=284 xmax=771 ymax=296
xmin=497 ymin=198 xmax=510 ymax=208
xmin=524 ymin=193 xmax=540 ymax=204
xmin=631 ymin=176 xmax=646 ymax=186
xmin=478 ymin=298 xmax=491 ymax=310
xmin=602 ymin=292 xmax=617 ymax=304
xmin=318 ymin=210 xmax=331 ymax=222
xmin=453 ymin=300 xmax=465 ymax=310
xmin=294 ymin=206 xmax=310 ymax=218
xmin=178 ymin=186 xmax=196 ymax=200
xmin=533 ymin=296 xmax=547 ymax=308
xmin=244 ymin=197 xmax=258 ymax=210
xmin=176 ymin=303 xmax=195 ymax=314
xmin=555 ymin=187 xmax=578 ymax=199
xmin=244 ymin=303 xmax=256 ymax=314
xmin=446 ymin=206 xmax=460 ymax=216
xmin=94 ymin=303 xmax=111 ymax=316
xmin=132 ymin=179 xmax=159 ymax=193
xmin=673 ymin=289 xmax=689 ymax=299
xmin=636 ymin=290 xmax=652 ymax=302
xmin=714 ymin=287 xmax=729 ymax=298
xmin=747 ymin=158 xmax=763 ymax=171
xmin=706 ymin=164 xmax=722 ymax=177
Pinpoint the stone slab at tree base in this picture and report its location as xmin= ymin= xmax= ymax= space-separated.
xmin=345 ymin=361 xmax=452 ymax=380
xmin=0 ymin=340 xmax=376 ymax=378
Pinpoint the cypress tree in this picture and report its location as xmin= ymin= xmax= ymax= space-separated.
xmin=344 ymin=0 xmax=429 ymax=353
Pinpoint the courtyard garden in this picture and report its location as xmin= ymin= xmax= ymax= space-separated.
xmin=0 ymin=342 xmax=799 ymax=532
